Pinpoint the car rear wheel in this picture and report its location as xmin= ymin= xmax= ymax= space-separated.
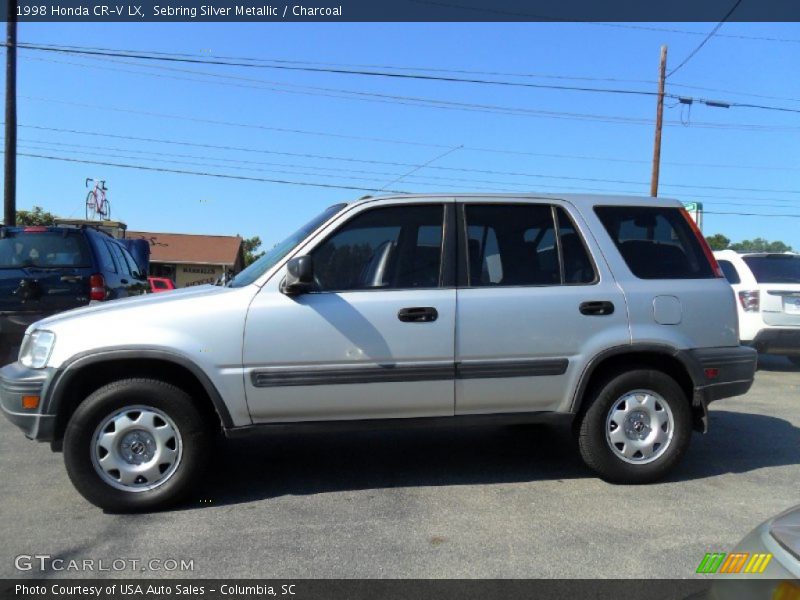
xmin=63 ymin=378 xmax=212 ymax=512
xmin=576 ymin=369 xmax=692 ymax=484
xmin=787 ymin=356 xmax=800 ymax=369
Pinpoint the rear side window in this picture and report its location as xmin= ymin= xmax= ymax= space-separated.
xmin=108 ymin=243 xmax=133 ymax=277
xmin=718 ymin=260 xmax=741 ymax=284
xmin=98 ymin=240 xmax=118 ymax=273
xmin=742 ymin=255 xmax=800 ymax=284
xmin=463 ymin=204 xmax=596 ymax=287
xmin=119 ymin=246 xmax=144 ymax=277
xmin=0 ymin=231 xmax=92 ymax=268
xmin=595 ymin=206 xmax=714 ymax=279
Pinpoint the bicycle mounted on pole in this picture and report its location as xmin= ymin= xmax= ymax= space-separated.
xmin=85 ymin=178 xmax=111 ymax=221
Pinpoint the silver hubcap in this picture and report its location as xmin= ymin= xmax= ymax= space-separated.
xmin=91 ymin=406 xmax=183 ymax=492
xmin=605 ymin=389 xmax=674 ymax=464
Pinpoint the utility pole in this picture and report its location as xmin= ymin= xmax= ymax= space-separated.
xmin=650 ymin=45 xmax=667 ymax=198
xmin=4 ymin=0 xmax=17 ymax=226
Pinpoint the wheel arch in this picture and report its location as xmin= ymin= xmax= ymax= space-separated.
xmin=46 ymin=349 xmax=233 ymax=449
xmin=571 ymin=344 xmax=703 ymax=431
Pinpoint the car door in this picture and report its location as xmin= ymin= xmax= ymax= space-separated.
xmin=243 ymin=201 xmax=457 ymax=422
xmin=455 ymin=200 xmax=630 ymax=415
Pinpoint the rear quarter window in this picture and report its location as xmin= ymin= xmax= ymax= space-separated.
xmin=742 ymin=255 xmax=800 ymax=284
xmin=594 ymin=206 xmax=714 ymax=279
xmin=718 ymin=260 xmax=741 ymax=284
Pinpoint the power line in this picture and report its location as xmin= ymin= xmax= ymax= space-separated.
xmin=17 ymin=40 xmax=660 ymax=86
xmin=704 ymin=210 xmax=800 ymax=218
xmin=13 ymin=42 xmax=664 ymax=99
xmin=16 ymin=152 xmax=411 ymax=194
xmin=20 ymin=44 xmax=800 ymax=118
xmin=407 ymin=1 xmax=800 ymax=45
xmin=26 ymin=40 xmax=800 ymax=105
xmin=15 ymin=125 xmax=800 ymax=195
xmin=667 ymin=0 xmax=745 ymax=78
xmin=21 ymin=154 xmax=800 ymax=220
xmin=11 ymin=146 xmax=800 ymax=211
xmin=18 ymin=123 xmax=800 ymax=172
xmin=17 ymin=136 xmax=800 ymax=200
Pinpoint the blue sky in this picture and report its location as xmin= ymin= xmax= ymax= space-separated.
xmin=5 ymin=22 xmax=800 ymax=249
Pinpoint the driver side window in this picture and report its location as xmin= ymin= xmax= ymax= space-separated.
xmin=311 ymin=204 xmax=444 ymax=292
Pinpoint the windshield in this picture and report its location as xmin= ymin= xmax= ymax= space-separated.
xmin=742 ymin=255 xmax=800 ymax=283
xmin=228 ymin=203 xmax=348 ymax=288
xmin=0 ymin=231 xmax=92 ymax=269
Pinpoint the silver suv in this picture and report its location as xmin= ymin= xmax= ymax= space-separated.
xmin=0 ymin=194 xmax=757 ymax=511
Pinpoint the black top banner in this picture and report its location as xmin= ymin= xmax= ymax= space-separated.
xmin=4 ymin=0 xmax=800 ymax=22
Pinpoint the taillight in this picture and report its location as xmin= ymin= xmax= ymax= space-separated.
xmin=89 ymin=274 xmax=106 ymax=301
xmin=738 ymin=290 xmax=760 ymax=312
xmin=22 ymin=226 xmax=48 ymax=233
xmin=680 ymin=208 xmax=724 ymax=278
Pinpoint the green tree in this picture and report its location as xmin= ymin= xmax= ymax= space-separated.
xmin=705 ymin=233 xmax=730 ymax=251
xmin=729 ymin=238 xmax=793 ymax=253
xmin=15 ymin=206 xmax=58 ymax=226
xmin=240 ymin=235 xmax=265 ymax=266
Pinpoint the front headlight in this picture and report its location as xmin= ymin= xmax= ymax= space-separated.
xmin=19 ymin=330 xmax=56 ymax=369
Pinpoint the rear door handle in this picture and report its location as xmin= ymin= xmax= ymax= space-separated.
xmin=398 ymin=306 xmax=438 ymax=323
xmin=580 ymin=301 xmax=615 ymax=316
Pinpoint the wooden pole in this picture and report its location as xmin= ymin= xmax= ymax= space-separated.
xmin=4 ymin=2 xmax=17 ymax=226
xmin=650 ymin=45 xmax=668 ymax=198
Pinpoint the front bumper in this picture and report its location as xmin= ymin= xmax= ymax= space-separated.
xmin=749 ymin=328 xmax=800 ymax=356
xmin=0 ymin=362 xmax=57 ymax=440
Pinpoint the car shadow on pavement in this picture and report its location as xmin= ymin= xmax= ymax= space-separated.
xmin=186 ymin=409 xmax=800 ymax=509
xmin=756 ymin=353 xmax=800 ymax=373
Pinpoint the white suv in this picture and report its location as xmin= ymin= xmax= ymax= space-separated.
xmin=714 ymin=250 xmax=800 ymax=366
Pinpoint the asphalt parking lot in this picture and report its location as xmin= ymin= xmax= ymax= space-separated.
xmin=1 ymin=355 xmax=798 ymax=580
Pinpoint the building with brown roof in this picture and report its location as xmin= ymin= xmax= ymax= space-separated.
xmin=127 ymin=231 xmax=244 ymax=288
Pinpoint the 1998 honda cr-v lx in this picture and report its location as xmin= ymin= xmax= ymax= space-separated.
xmin=0 ymin=194 xmax=757 ymax=511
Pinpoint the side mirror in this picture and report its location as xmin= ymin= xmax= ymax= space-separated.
xmin=282 ymin=255 xmax=314 ymax=295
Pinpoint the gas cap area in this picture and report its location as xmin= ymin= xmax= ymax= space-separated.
xmin=653 ymin=295 xmax=682 ymax=325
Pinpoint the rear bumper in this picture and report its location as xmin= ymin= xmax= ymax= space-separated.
xmin=749 ymin=328 xmax=800 ymax=356
xmin=677 ymin=346 xmax=757 ymax=432
xmin=0 ymin=362 xmax=57 ymax=440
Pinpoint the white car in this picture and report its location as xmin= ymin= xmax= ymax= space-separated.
xmin=714 ymin=250 xmax=800 ymax=366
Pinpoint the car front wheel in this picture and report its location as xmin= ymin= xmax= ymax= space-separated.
xmin=576 ymin=369 xmax=692 ymax=484
xmin=63 ymin=378 xmax=212 ymax=512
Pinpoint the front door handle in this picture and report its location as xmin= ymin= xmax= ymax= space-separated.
xmin=398 ymin=306 xmax=438 ymax=323
xmin=580 ymin=301 xmax=615 ymax=316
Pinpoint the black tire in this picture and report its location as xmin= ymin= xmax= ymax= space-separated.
xmin=788 ymin=356 xmax=800 ymax=368
xmin=575 ymin=369 xmax=692 ymax=484
xmin=63 ymin=378 xmax=212 ymax=512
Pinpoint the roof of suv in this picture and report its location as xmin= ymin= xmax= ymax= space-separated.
xmin=0 ymin=224 xmax=115 ymax=238
xmin=347 ymin=193 xmax=686 ymax=209
xmin=715 ymin=250 xmax=800 ymax=258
